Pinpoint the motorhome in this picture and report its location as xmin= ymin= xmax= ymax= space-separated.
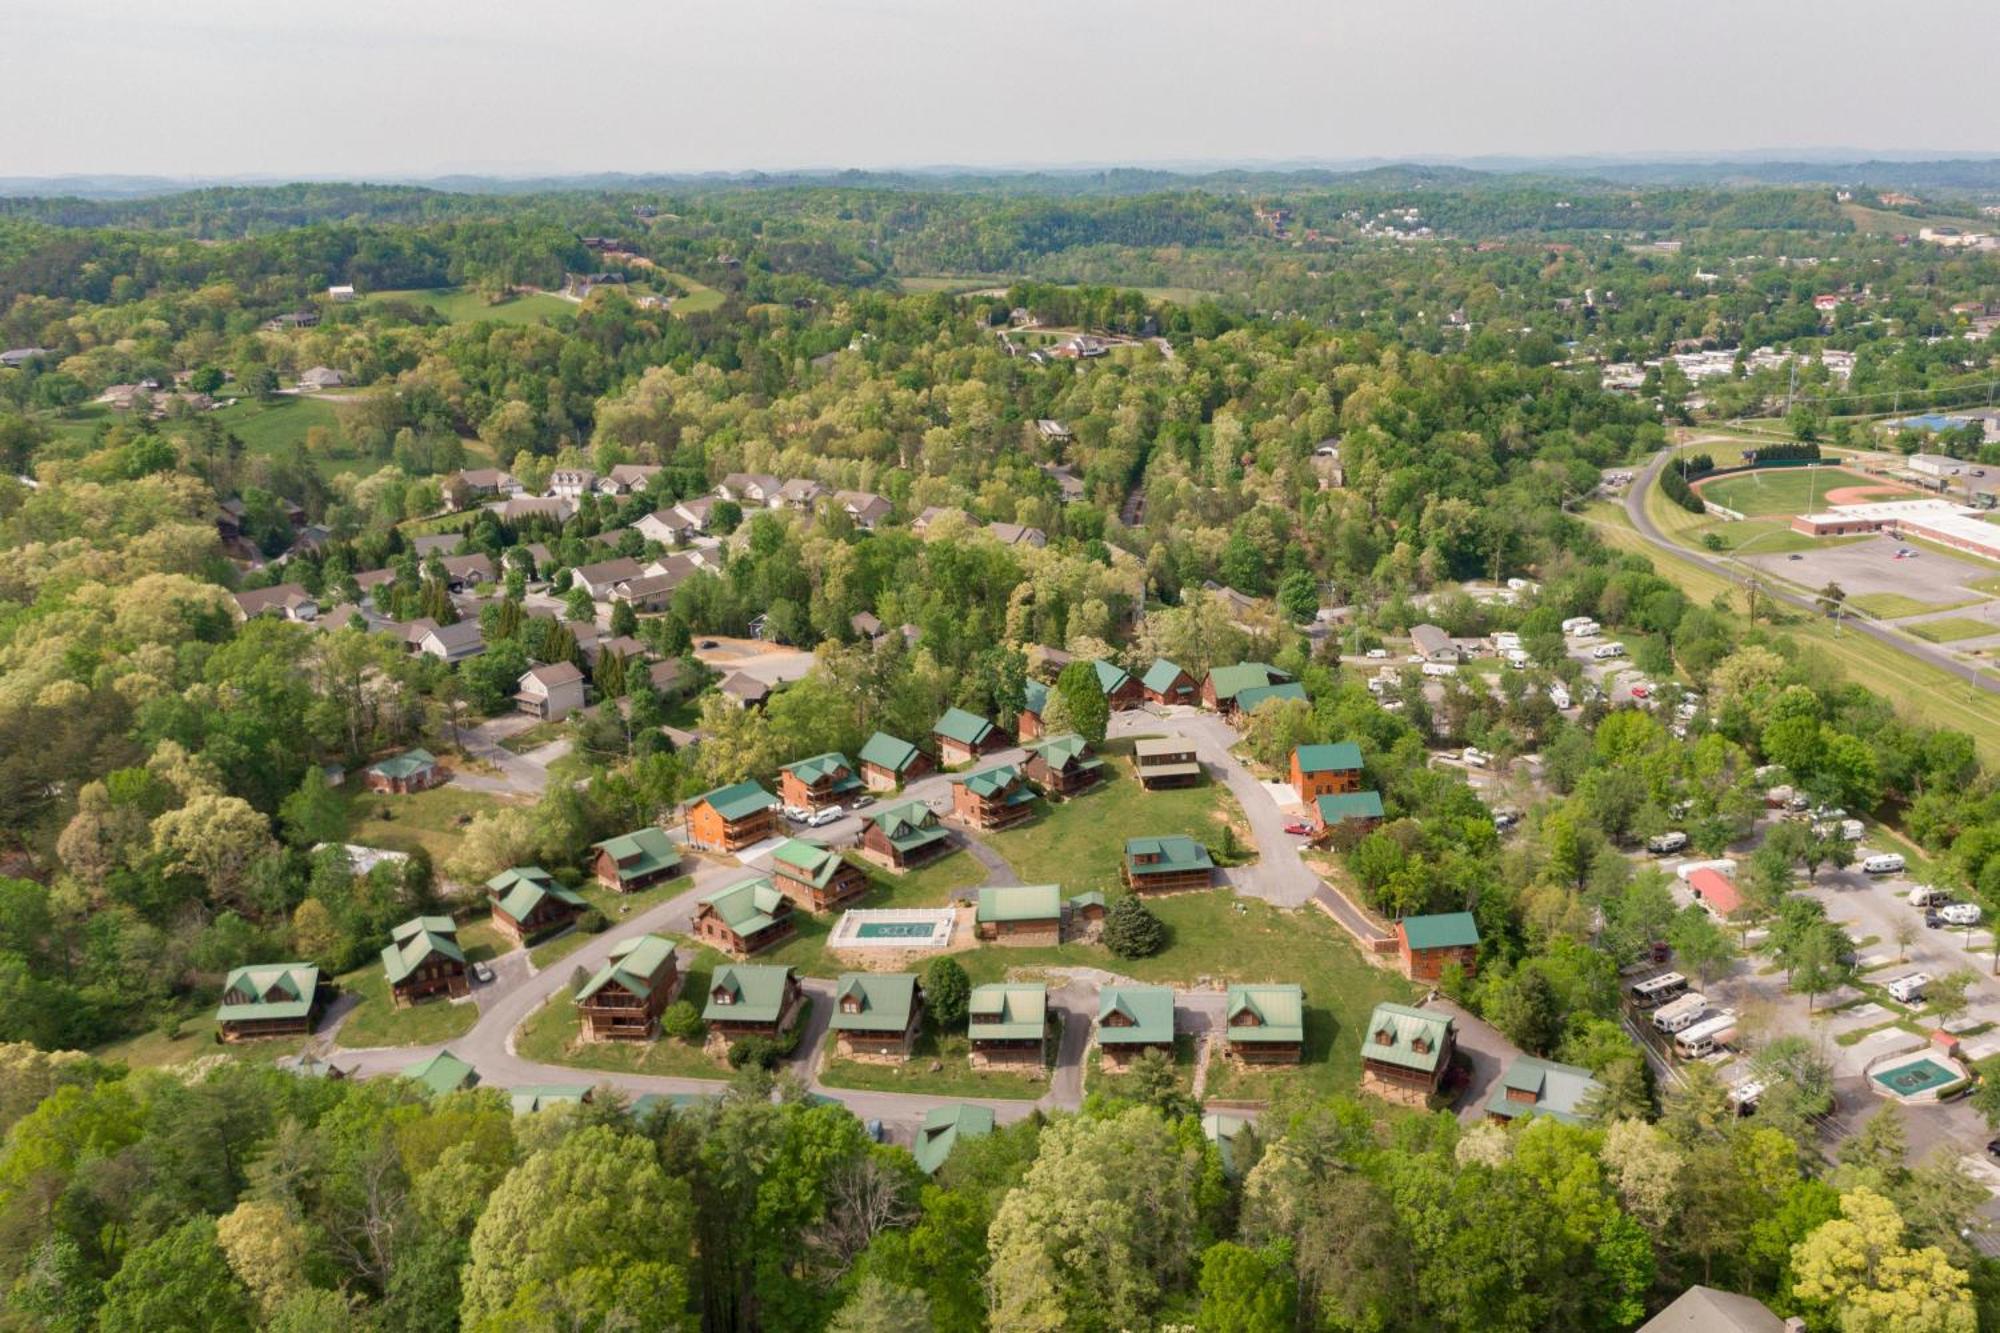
xmin=1628 ymin=972 xmax=1689 ymax=1009
xmin=1909 ymin=885 xmax=1949 ymax=908
xmin=1646 ymin=831 xmax=1689 ymax=855
xmin=1547 ymin=683 xmax=1572 ymax=709
xmin=1591 ymin=642 xmax=1626 ymax=660
xmin=1673 ymin=1011 xmax=1737 ymax=1059
xmin=1728 ymin=1079 xmax=1766 ymax=1115
xmin=1651 ymin=992 xmax=1709 ymax=1034
xmin=1942 ymin=902 xmax=1983 ymax=927
xmin=1506 ymin=649 xmax=1529 ymax=669
xmin=1421 ymin=661 xmax=1457 ymax=678
xmin=1561 ymin=616 xmax=1598 ymax=636
xmin=1886 ymin=974 xmax=1930 ymax=1005
xmin=1861 ymin=853 xmax=1905 ymax=875
xmin=1493 ymin=632 xmax=1521 ymax=652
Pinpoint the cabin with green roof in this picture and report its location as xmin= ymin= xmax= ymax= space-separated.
xmin=1397 ymin=911 xmax=1480 ymax=981
xmin=913 ymin=1104 xmax=996 ymax=1174
xmin=365 ymin=747 xmax=444 ymax=794
xmin=1090 ymin=658 xmax=1144 ymax=709
xmin=590 ymin=826 xmax=684 ymax=893
xmin=1017 ymin=679 xmax=1052 ymax=740
xmin=1224 ymin=984 xmax=1306 ymax=1065
xmin=830 ymin=972 xmax=925 ymax=1059
xmin=1122 ymin=835 xmax=1216 ymax=893
xmin=577 ymin=933 xmax=682 ymax=1040
xmin=778 ymin=751 xmax=863 ymax=811
xmin=1023 ymin=731 xmax=1105 ymax=797
xmin=933 ymin=706 xmax=1003 ymax=765
xmin=1487 ymin=1055 xmax=1602 ymax=1126
xmin=1201 ymin=663 xmax=1292 ymax=715
xmin=404 ymin=1049 xmax=478 ymax=1097
xmin=381 ymin=914 xmax=468 ymax=1005
xmin=1291 ymin=742 xmax=1364 ymax=800
xmin=511 ymin=1085 xmax=593 ymax=1115
xmin=693 ymin=876 xmax=796 ymax=957
xmin=216 ymin=963 xmax=324 ymax=1041
xmin=861 ymin=799 xmax=953 ymax=870
xmin=975 ymin=884 xmax=1063 ymax=946
xmin=1141 ymin=658 xmax=1197 ymax=706
xmin=769 ymin=838 xmax=869 ymax=913
xmin=1134 ymin=736 xmax=1203 ymax=789
xmin=1313 ymin=790 xmax=1385 ymax=839
xmin=486 ymin=866 xmax=587 ymax=945
xmin=858 ymin=730 xmax=932 ymax=791
xmin=1096 ymin=984 xmax=1177 ymax=1066
xmin=1360 ymin=1002 xmax=1456 ymax=1106
xmin=968 ymin=983 xmax=1050 ymax=1065
xmin=687 ymin=779 xmax=781 ymax=852
xmin=703 ymin=962 xmax=803 ymax=1041
xmin=951 ymin=763 xmax=1037 ymax=830
xmin=1237 ymin=681 xmax=1309 ymax=711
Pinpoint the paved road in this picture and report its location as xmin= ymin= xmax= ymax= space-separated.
xmin=450 ymin=715 xmax=556 ymax=796
xmin=1623 ymin=448 xmax=2000 ymax=696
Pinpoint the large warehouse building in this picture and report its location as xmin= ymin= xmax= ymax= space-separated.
xmin=1792 ymin=498 xmax=2000 ymax=561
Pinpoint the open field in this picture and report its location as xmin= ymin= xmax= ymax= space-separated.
xmin=1907 ymin=617 xmax=1999 ymax=644
xmin=93 ymin=1012 xmax=303 ymax=1070
xmin=1842 ymin=201 xmax=1990 ymax=235
xmin=898 ymin=273 xmax=1224 ymax=305
xmin=335 ymin=967 xmax=480 ymax=1047
xmin=1693 ymin=465 xmax=1879 ymax=517
xmin=817 ymin=1014 xmax=1055 ymax=1100
xmin=367 ymin=286 xmax=576 ymax=324
xmin=1846 ymin=592 xmax=1981 ymax=619
xmin=337 ymin=780 xmax=521 ymax=868
xmin=660 ymin=272 xmax=726 ymax=314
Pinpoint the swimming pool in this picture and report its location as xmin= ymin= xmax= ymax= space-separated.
xmin=1872 ymin=1057 xmax=1960 ymax=1096
xmin=854 ymin=921 xmax=941 ymax=940
xmin=830 ymin=907 xmax=957 ymax=950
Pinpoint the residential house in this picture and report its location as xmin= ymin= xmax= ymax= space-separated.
xmin=486 ymin=866 xmax=587 ymax=946
xmin=0 ymin=346 xmax=52 ymax=368
xmin=1410 ymin=623 xmax=1459 ymax=664
xmin=1359 ymin=1002 xmax=1456 ymax=1105
xmin=1635 ymin=1287 xmax=1790 ymax=1333
xmin=1235 ymin=680 xmax=1309 ymax=711
xmin=693 ymin=877 xmax=796 ymax=956
xmin=576 ymin=934 xmax=682 ymax=1040
xmin=1291 ymin=742 xmax=1364 ymax=802
xmin=510 ymin=1086 xmax=593 ymax=1114
xmin=1134 ymin=737 xmax=1202 ymax=789
xmin=835 ymin=490 xmax=892 ymax=530
xmin=234 ymin=583 xmax=319 ymax=622
xmin=672 ymin=497 xmax=718 ymax=532
xmin=1017 ymin=680 xmax=1051 ymax=741
xmin=216 ymin=964 xmax=324 ymax=1041
xmin=548 ymin=468 xmax=599 ymax=499
xmin=1041 ymin=464 xmax=1086 ymax=503
xmin=702 ymin=962 xmax=803 ymax=1041
xmin=933 ymin=707 xmax=1003 ymax=765
xmin=861 ymin=800 xmax=952 ymax=870
xmin=580 ymin=633 xmax=649 ymax=671
xmin=417 ymin=620 xmax=486 ymax=664
xmin=720 ymin=672 xmax=772 ymax=710
xmin=603 ymin=463 xmax=662 ymax=494
xmin=364 ymin=748 xmax=444 ymax=794
xmin=634 ymin=508 xmax=698 ymax=545
xmin=1029 ymin=645 xmax=1075 ymax=679
xmin=404 ymin=1049 xmax=478 ymax=1097
xmin=778 ymin=752 xmax=863 ymax=811
xmin=1486 ymin=1055 xmax=1603 ymax=1126
xmin=1201 ymin=663 xmax=1293 ymax=715
xmin=1096 ymin=985 xmax=1176 ymax=1067
xmin=489 ymin=496 xmax=576 ymax=525
xmin=986 ymin=521 xmax=1046 ymax=548
xmin=589 ymin=827 xmax=684 ymax=893
xmin=967 ymin=984 xmax=1050 ymax=1066
xmin=1689 ymin=867 xmax=1744 ymax=920
xmin=686 ymin=780 xmax=781 ymax=851
xmin=913 ymin=1104 xmax=997 ymax=1174
xmin=1314 ymin=791 xmax=1385 ymax=838
xmin=1088 ymin=659 xmax=1144 ymax=709
xmin=1397 ymin=911 xmax=1480 ymax=981
xmin=951 ymin=764 xmax=1037 ymax=831
xmin=327 ymin=284 xmax=356 ymax=302
xmin=718 ymin=472 xmax=783 ymax=506
xmin=516 ymin=662 xmax=587 ymax=721
xmin=1224 ymin=984 xmax=1306 ymax=1065
xmin=850 ymin=611 xmax=885 ymax=640
xmin=775 ymin=478 xmax=827 ymax=509
xmin=610 ymin=571 xmax=678 ymax=610
xmin=1123 ymin=835 xmax=1216 ymax=893
xmin=769 ymin=838 xmax=869 ymax=914
xmin=1022 ymin=732 xmax=1104 ymax=796
xmin=912 ymin=505 xmax=967 ymax=536
xmin=830 ymin=972 xmax=924 ymax=1059
xmin=571 ymin=557 xmax=646 ymax=600
xmin=446 ymin=469 xmax=520 ymax=509
xmin=1034 ymin=419 xmax=1073 ymax=443
xmin=975 ymin=884 xmax=1063 ymax=945
xmin=298 ymin=365 xmax=345 ymax=391
xmin=438 ymin=553 xmax=496 ymax=589
xmin=381 ymin=915 xmax=468 ymax=1005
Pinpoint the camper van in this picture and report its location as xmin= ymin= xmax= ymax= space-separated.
xmin=1560 ymin=616 xmax=1594 ymax=635
xmin=1507 ymin=649 xmax=1530 ymax=669
xmin=1673 ymin=1011 xmax=1738 ymax=1059
xmin=1421 ymin=661 xmax=1457 ymax=678
xmin=1861 ymin=853 xmax=1905 ymax=875
xmin=1886 ymin=973 xmax=1930 ymax=1005
xmin=1646 ymin=831 xmax=1689 ymax=856
xmin=1728 ymin=1079 xmax=1766 ymax=1115
xmin=1628 ymin=972 xmax=1689 ymax=1009
xmin=1591 ymin=642 xmax=1625 ymax=660
xmin=1651 ymin=992 xmax=1709 ymax=1034
xmin=1909 ymin=885 xmax=1949 ymax=909
xmin=1547 ymin=683 xmax=1572 ymax=709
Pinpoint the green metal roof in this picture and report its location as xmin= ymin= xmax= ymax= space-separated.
xmin=868 ymin=800 xmax=949 ymax=852
xmin=1068 ymin=891 xmax=1106 ymax=910
xmin=1023 ymin=679 xmax=1049 ymax=716
xmin=699 ymin=877 xmax=789 ymax=936
xmin=1236 ymin=681 xmax=1308 ymax=710
xmin=1097 ymin=985 xmax=1175 ymax=1046
xmin=781 ymin=752 xmax=860 ymax=790
xmin=576 ymin=933 xmax=678 ymax=1003
xmin=1089 ymin=659 xmax=1131 ymax=694
xmin=1294 ymin=742 xmax=1363 ymax=773
xmin=591 ymin=827 xmax=681 ymax=884
xmin=1027 ymin=732 xmax=1101 ymax=771
xmin=975 ymin=883 xmax=1062 ymax=923
xmin=1362 ymin=1002 xmax=1453 ymax=1074
xmin=405 ymin=1049 xmax=477 ymax=1097
xmin=367 ymin=748 xmax=437 ymax=779
xmin=912 ymin=1103 xmax=996 ymax=1175
xmin=1205 ymin=662 xmax=1287 ymax=702
xmin=958 ymin=764 xmax=1033 ymax=803
xmin=1140 ymin=658 xmax=1190 ymax=693
xmin=216 ymin=963 xmax=322 ymax=1023
xmin=487 ymin=865 xmax=555 ymax=896
xmin=381 ymin=916 xmax=464 ymax=986
xmin=1124 ymin=834 xmax=1214 ymax=876
xmin=830 ymin=972 xmax=921 ymax=1032
xmin=1225 ymin=984 xmax=1305 ymax=1045
xmin=933 ymin=706 xmax=996 ymax=747
xmin=1316 ymin=791 xmax=1385 ymax=823
xmin=858 ymin=731 xmax=921 ymax=774
xmin=703 ymin=963 xmax=796 ymax=1024
xmin=770 ymin=838 xmax=848 ymax=890
xmin=491 ymin=871 xmax=586 ymax=923
xmin=1400 ymin=911 xmax=1479 ymax=951
xmin=510 ymin=1085 xmax=592 ymax=1114
xmin=968 ymin=983 xmax=1048 ymax=1042
xmin=694 ymin=779 xmax=779 ymax=821
xmin=1485 ymin=1056 xmax=1602 ymax=1125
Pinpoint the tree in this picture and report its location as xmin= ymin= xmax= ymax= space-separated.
xmin=564 ymin=584 xmax=597 ymax=622
xmin=1668 ymin=905 xmax=1735 ymax=986
xmin=98 ymin=1217 xmax=254 ymax=1333
xmin=829 ymin=1275 xmax=932 ymax=1333
xmin=215 ymin=1200 xmax=307 ymax=1316
xmin=1197 ymin=1241 xmax=1297 ymax=1333
xmin=610 ymin=599 xmax=639 ymax=637
xmin=1276 ymin=570 xmax=1319 ymax=625
xmin=1790 ymin=1188 xmax=1975 ymax=1333
xmin=150 ymin=794 xmax=275 ymax=910
xmin=278 ymin=767 xmax=347 ymax=846
xmin=290 ymin=898 xmax=342 ymax=969
xmin=924 ymin=956 xmax=971 ymax=1027
xmin=1053 ymin=661 xmax=1110 ymax=746
xmin=662 ymin=1000 xmax=704 ymax=1042
xmin=1103 ymin=896 xmax=1166 ymax=958
xmin=1926 ymin=969 xmax=1977 ymax=1030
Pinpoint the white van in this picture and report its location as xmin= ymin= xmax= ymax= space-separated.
xmin=1839 ymin=819 xmax=1865 ymax=842
xmin=1652 ymin=993 xmax=1709 ymax=1034
xmin=1887 ymin=973 xmax=1931 ymax=1004
xmin=1862 ymin=853 xmax=1905 ymax=875
xmin=1909 ymin=885 xmax=1949 ymax=908
xmin=1592 ymin=642 xmax=1625 ymax=660
xmin=1646 ymin=831 xmax=1689 ymax=855
xmin=1673 ymin=1011 xmax=1737 ymax=1059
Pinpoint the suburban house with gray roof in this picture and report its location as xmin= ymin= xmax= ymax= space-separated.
xmin=1224 ymin=983 xmax=1305 ymax=1065
xmin=515 ymin=661 xmax=586 ymax=721
xmin=1360 ymin=1002 xmax=1455 ymax=1106
xmin=769 ymin=838 xmax=869 ymax=913
xmin=703 ymin=963 xmax=804 ymax=1042
xmin=577 ymin=933 xmax=682 ymax=1041
xmin=693 ymin=877 xmax=795 ymax=956
xmin=830 ymin=972 xmax=924 ymax=1060
xmin=416 ymin=619 xmax=485 ymax=664
xmin=1636 ymin=1286 xmax=1790 ymax=1332
xmin=486 ymin=866 xmax=587 ymax=945
xmin=1096 ymin=985 xmax=1177 ymax=1067
xmin=216 ymin=964 xmax=324 ymax=1041
xmin=858 ymin=730 xmax=931 ymax=791
xmin=975 ymin=884 xmax=1063 ymax=946
xmin=968 ymin=983 xmax=1051 ymax=1066
xmin=1410 ymin=623 xmax=1459 ymax=664
xmin=381 ymin=915 xmax=467 ymax=1005
xmin=590 ymin=827 xmax=684 ymax=893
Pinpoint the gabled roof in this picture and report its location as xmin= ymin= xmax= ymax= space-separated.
xmin=1317 ymin=791 xmax=1385 ymax=824
xmin=968 ymin=983 xmax=1048 ymax=1042
xmin=381 ymin=915 xmax=463 ymax=986
xmin=957 ymin=764 xmax=1033 ymax=803
xmin=1689 ymin=867 xmax=1744 ymax=916
xmin=831 ymin=972 xmax=921 ymax=1032
xmin=216 ymin=964 xmax=321 ymax=1022
xmin=590 ymin=827 xmax=681 ymax=883
xmin=405 ymin=1049 xmax=478 ymax=1097
xmin=511 ymin=1085 xmax=592 ymax=1114
xmin=1125 ymin=835 xmax=1214 ymax=874
xmin=577 ymin=934 xmax=678 ymax=1003
xmin=698 ymin=877 xmax=789 ymax=936
xmin=1236 ymin=681 xmax=1309 ymax=710
xmin=1026 ymin=732 xmax=1100 ymax=772
xmin=1141 ymin=658 xmax=1191 ymax=692
xmin=868 ymin=800 xmax=949 ymax=852
xmin=367 ymin=748 xmax=437 ymax=780
xmin=489 ymin=868 xmax=586 ymax=922
xmin=1636 ymin=1286 xmax=1789 ymax=1332
xmin=694 ymin=779 xmax=779 ymax=821
xmin=1205 ymin=662 xmax=1288 ymax=702
xmin=1362 ymin=1002 xmax=1453 ymax=1074
xmin=1097 ymin=985 xmax=1176 ymax=1045
xmin=770 ymin=838 xmax=850 ymax=890
xmin=720 ymin=672 xmax=771 ymax=702
xmin=1022 ymin=679 xmax=1049 ymax=717
xmin=703 ymin=962 xmax=796 ymax=1023
xmin=934 ymin=707 xmax=996 ymax=747
xmin=1225 ymin=984 xmax=1305 ymax=1044
xmin=487 ymin=864 xmax=555 ymax=896
xmin=1295 ymin=742 xmax=1364 ymax=774
xmin=1089 ymin=659 xmax=1131 ymax=694
xmin=858 ymin=731 xmax=922 ymax=774
xmin=782 ymin=752 xmax=860 ymax=789
xmin=1400 ymin=911 xmax=1479 ymax=951
xmin=422 ymin=621 xmax=485 ymax=654
xmin=522 ymin=661 xmax=584 ymax=688
xmin=912 ymin=1103 xmax=996 ymax=1175
xmin=1487 ymin=1055 xmax=1602 ymax=1125
xmin=975 ymin=884 xmax=1062 ymax=924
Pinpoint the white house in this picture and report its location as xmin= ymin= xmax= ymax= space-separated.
xmin=570 ymin=557 xmax=646 ymax=600
xmin=602 ymin=463 xmax=662 ymax=494
xmin=549 ymin=469 xmax=599 ymax=500
xmin=516 ymin=662 xmax=587 ymax=721
xmin=417 ymin=620 xmax=486 ymax=664
xmin=327 ymin=284 xmax=357 ymax=303
xmin=718 ymin=473 xmax=782 ymax=506
xmin=635 ymin=508 xmax=697 ymax=545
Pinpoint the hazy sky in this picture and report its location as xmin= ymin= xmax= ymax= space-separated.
xmin=4 ymin=0 xmax=1997 ymax=178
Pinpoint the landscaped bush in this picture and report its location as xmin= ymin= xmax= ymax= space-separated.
xmin=661 ymin=1000 xmax=703 ymax=1042
xmin=1104 ymin=896 xmax=1167 ymax=958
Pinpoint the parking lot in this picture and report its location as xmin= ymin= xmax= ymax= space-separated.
xmin=1741 ymin=531 xmax=1998 ymax=608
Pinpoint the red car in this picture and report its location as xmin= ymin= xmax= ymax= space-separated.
xmin=1630 ymin=684 xmax=1650 ymax=699
xmin=1284 ymin=820 xmax=1314 ymax=836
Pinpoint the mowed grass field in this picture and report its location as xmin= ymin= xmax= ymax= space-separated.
xmin=1907 ymin=617 xmax=2000 ymax=644
xmin=1848 ymin=592 xmax=1982 ymax=619
xmin=659 ymin=272 xmax=726 ymax=314
xmin=367 ymin=286 xmax=577 ymax=324
xmin=1694 ymin=465 xmax=1877 ymax=517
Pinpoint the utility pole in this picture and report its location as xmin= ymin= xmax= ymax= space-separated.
xmin=1786 ymin=359 xmax=1797 ymax=418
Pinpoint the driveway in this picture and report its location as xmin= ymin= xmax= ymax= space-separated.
xmin=452 ymin=715 xmax=555 ymax=796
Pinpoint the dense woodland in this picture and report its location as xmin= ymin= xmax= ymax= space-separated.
xmin=3 ymin=171 xmax=2000 ymax=1330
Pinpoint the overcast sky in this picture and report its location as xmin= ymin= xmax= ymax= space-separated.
xmin=4 ymin=0 xmax=1997 ymax=179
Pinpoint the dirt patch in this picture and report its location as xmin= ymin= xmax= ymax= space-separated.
xmin=1822 ymin=482 xmax=1919 ymax=506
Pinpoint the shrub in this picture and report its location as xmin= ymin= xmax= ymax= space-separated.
xmin=577 ymin=909 xmax=608 ymax=935
xmin=924 ymin=957 xmax=971 ymax=1027
xmin=727 ymin=1036 xmax=781 ymax=1070
xmin=1103 ymin=897 xmax=1166 ymax=959
xmin=661 ymin=1000 xmax=703 ymax=1042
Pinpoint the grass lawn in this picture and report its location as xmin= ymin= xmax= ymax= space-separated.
xmin=333 ymin=966 xmax=479 ymax=1047
xmin=94 ymin=1012 xmax=302 ymax=1070
xmin=1972 ymin=576 xmax=2000 ymax=596
xmin=1906 ymin=617 xmax=1998 ymax=643
xmin=816 ymin=1014 xmax=1054 ymax=1101
xmin=1087 ymin=1033 xmax=1199 ymax=1096
xmin=337 ymin=780 xmax=519 ymax=865
xmin=983 ymin=749 xmax=1250 ymax=893
xmin=578 ymin=874 xmax=696 ymax=923
xmin=758 ymin=852 xmax=987 ymax=979
xmin=1848 ymin=592 xmax=1981 ymax=619
xmin=1695 ymin=466 xmax=1875 ymax=518
xmin=457 ymin=919 xmax=513 ymax=964
xmin=529 ymin=926 xmax=597 ymax=970
xmin=660 ymin=272 xmax=726 ymax=314
xmin=513 ymin=977 xmax=729 ymax=1080
xmin=367 ymin=286 xmax=576 ymax=325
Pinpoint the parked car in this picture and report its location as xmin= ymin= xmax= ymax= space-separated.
xmin=782 ymin=804 xmax=811 ymax=822
xmin=698 ymin=639 xmax=719 ymax=649
xmin=806 ymin=805 xmax=844 ymax=828
xmin=1630 ymin=683 xmax=1651 ymax=699
xmin=1787 ymin=553 xmax=1804 ymax=561
xmin=1365 ymin=648 xmax=1388 ymax=659
xmin=472 ymin=961 xmax=494 ymax=984
xmin=1284 ymin=820 xmax=1313 ymax=836
xmin=847 ymin=794 xmax=874 ymax=812
xmin=1926 ymin=909 xmax=1944 ymax=930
